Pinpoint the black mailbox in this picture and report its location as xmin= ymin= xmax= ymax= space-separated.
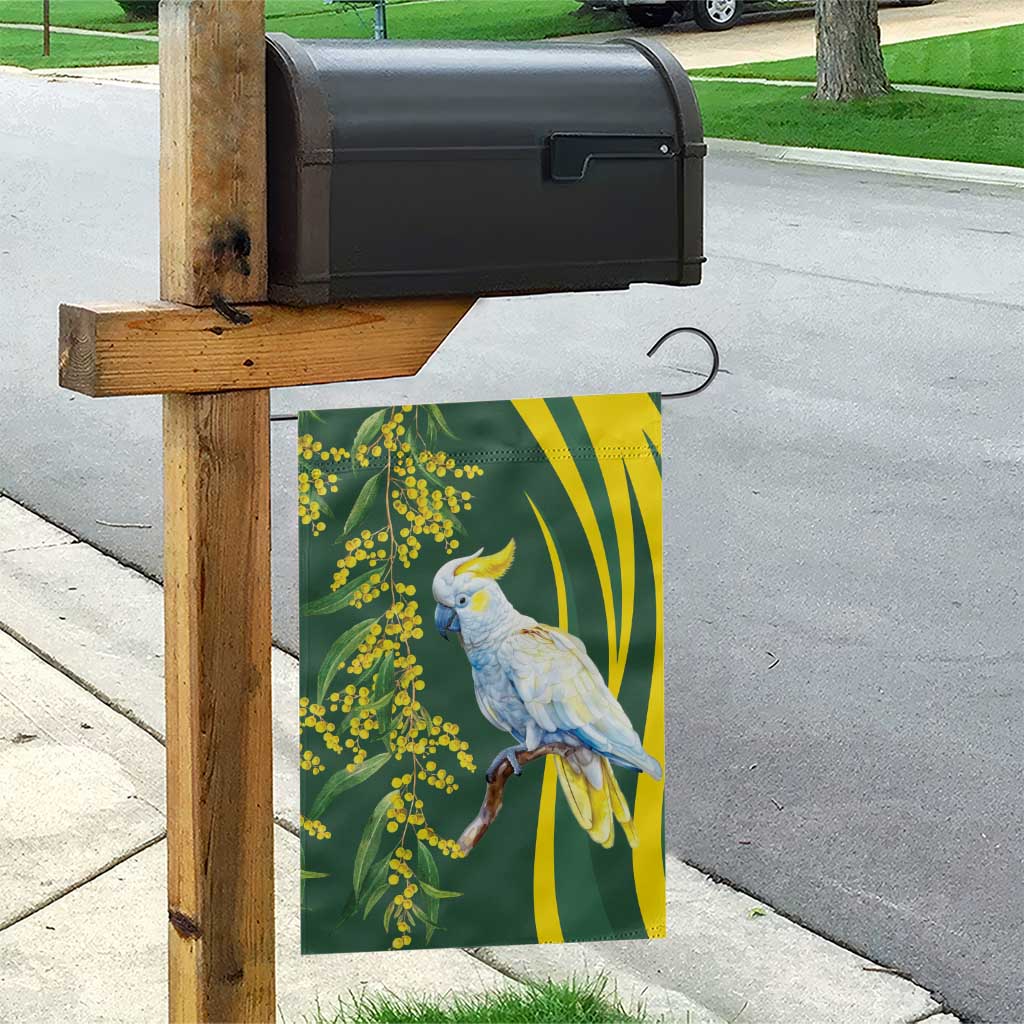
xmin=266 ymin=35 xmax=705 ymax=305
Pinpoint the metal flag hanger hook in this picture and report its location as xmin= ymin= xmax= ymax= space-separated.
xmin=647 ymin=326 xmax=720 ymax=399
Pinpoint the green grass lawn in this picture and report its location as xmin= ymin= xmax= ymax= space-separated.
xmin=0 ymin=0 xmax=155 ymax=32
xmin=0 ymin=0 xmax=372 ymax=33
xmin=304 ymin=979 xmax=646 ymax=1024
xmin=0 ymin=0 xmax=621 ymax=66
xmin=0 ymin=0 xmax=619 ymax=42
xmin=0 ymin=24 xmax=156 ymax=67
xmin=695 ymin=23 xmax=1024 ymax=93
xmin=268 ymin=0 xmax=618 ymax=43
xmin=695 ymin=80 xmax=1024 ymax=167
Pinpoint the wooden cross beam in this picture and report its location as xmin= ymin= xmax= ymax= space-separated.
xmin=56 ymin=2 xmax=473 ymax=1021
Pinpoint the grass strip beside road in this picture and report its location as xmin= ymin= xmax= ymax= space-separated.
xmin=306 ymin=978 xmax=647 ymax=1023
xmin=266 ymin=0 xmax=619 ymax=42
xmin=0 ymin=25 xmax=156 ymax=68
xmin=696 ymin=24 xmax=1024 ymax=93
xmin=695 ymin=80 xmax=1024 ymax=168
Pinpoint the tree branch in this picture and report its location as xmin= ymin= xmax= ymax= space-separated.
xmin=457 ymin=743 xmax=575 ymax=855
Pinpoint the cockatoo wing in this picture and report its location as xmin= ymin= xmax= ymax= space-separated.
xmin=497 ymin=624 xmax=661 ymax=779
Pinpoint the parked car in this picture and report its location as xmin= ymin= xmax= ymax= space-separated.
xmin=582 ymin=0 xmax=744 ymax=30
xmin=581 ymin=0 xmax=931 ymax=31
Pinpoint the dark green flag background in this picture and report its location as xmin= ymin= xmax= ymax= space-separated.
xmin=299 ymin=395 xmax=664 ymax=954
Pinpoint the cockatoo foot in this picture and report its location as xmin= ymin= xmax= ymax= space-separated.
xmin=486 ymin=745 xmax=527 ymax=783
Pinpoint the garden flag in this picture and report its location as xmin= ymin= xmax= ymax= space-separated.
xmin=298 ymin=395 xmax=665 ymax=952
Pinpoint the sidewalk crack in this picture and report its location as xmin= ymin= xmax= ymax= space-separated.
xmin=0 ymin=831 xmax=166 ymax=933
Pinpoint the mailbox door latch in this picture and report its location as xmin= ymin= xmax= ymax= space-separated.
xmin=548 ymin=133 xmax=676 ymax=182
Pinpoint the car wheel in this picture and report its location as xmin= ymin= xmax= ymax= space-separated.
xmin=626 ymin=4 xmax=675 ymax=27
xmin=694 ymin=0 xmax=743 ymax=30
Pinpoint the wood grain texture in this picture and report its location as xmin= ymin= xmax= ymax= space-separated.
xmin=160 ymin=0 xmax=267 ymax=305
xmin=163 ymin=390 xmax=275 ymax=1023
xmin=58 ymin=298 xmax=474 ymax=397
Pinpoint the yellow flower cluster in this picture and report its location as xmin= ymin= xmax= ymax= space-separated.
xmin=299 ymin=406 xmax=489 ymax=949
xmin=332 ymin=529 xmax=390 ymax=594
xmin=298 ymin=435 xmax=349 ymax=537
xmin=300 ymin=696 xmax=342 ymax=755
xmin=353 ymin=407 xmax=413 ymax=469
xmin=300 ymin=814 xmax=331 ymax=840
xmin=389 ymin=453 xmax=482 ymax=559
xmin=386 ymin=846 xmax=418 ymax=948
xmin=418 ymin=759 xmax=460 ymax=793
xmin=300 ymin=433 xmax=351 ymax=464
xmin=415 ymin=827 xmax=466 ymax=860
xmin=386 ymin=774 xmax=427 ymax=832
xmin=342 ymin=624 xmax=397 ymax=677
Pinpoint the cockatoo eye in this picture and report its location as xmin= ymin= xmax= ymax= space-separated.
xmin=456 ymin=594 xmax=469 ymax=607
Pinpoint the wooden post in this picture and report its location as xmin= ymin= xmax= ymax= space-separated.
xmin=42 ymin=0 xmax=50 ymax=56
xmin=159 ymin=2 xmax=275 ymax=1021
xmin=55 ymin=3 xmax=475 ymax=1019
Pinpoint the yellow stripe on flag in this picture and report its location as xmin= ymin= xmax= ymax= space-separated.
xmin=573 ymin=396 xmax=637 ymax=697
xmin=525 ymin=494 xmax=566 ymax=944
xmin=626 ymin=453 xmax=666 ymax=939
xmin=512 ymin=399 xmax=617 ymax=676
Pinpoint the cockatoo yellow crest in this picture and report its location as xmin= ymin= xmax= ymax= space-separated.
xmin=453 ymin=539 xmax=516 ymax=581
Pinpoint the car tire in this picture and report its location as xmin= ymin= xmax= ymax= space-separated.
xmin=694 ymin=0 xmax=743 ymax=30
xmin=626 ymin=4 xmax=675 ymax=28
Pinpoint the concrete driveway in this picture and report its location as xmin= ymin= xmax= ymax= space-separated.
xmin=565 ymin=0 xmax=1024 ymax=68
xmin=0 ymin=70 xmax=1022 ymax=1021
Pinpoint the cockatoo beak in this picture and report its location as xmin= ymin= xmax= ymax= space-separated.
xmin=434 ymin=603 xmax=460 ymax=640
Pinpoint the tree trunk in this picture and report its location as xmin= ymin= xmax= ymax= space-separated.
xmin=814 ymin=0 xmax=891 ymax=101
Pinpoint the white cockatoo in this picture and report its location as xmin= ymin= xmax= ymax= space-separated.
xmin=433 ymin=540 xmax=661 ymax=849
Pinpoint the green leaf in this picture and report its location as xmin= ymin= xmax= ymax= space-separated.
xmin=351 ymin=408 xmax=388 ymax=461
xmin=302 ymin=570 xmax=378 ymax=617
xmin=298 ymin=410 xmax=326 ymax=434
xmin=362 ymin=882 xmax=390 ymax=920
xmin=337 ymin=888 xmax=359 ymax=928
xmin=383 ymin=899 xmax=396 ymax=934
xmin=372 ymin=654 xmax=396 ymax=735
xmin=360 ymin=858 xmax=392 ymax=919
xmin=416 ymin=879 xmax=463 ymax=900
xmin=300 ymin=869 xmax=330 ymax=880
xmin=409 ymin=902 xmax=442 ymax=930
xmin=445 ymin=510 xmax=467 ymax=537
xmin=353 ymin=790 xmax=395 ymax=897
xmin=315 ymin=618 xmax=377 ymax=704
xmin=342 ymin=469 xmax=383 ymax=536
xmin=426 ymin=403 xmax=457 ymax=439
xmin=313 ymin=492 xmax=334 ymax=519
xmin=308 ymin=751 xmax=391 ymax=822
xmin=372 ymin=650 xmax=395 ymax=691
xmin=417 ymin=839 xmax=441 ymax=943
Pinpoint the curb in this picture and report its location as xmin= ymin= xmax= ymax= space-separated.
xmin=692 ymin=75 xmax=1024 ymax=103
xmin=708 ymin=136 xmax=1024 ymax=188
xmin=0 ymin=494 xmax=960 ymax=1024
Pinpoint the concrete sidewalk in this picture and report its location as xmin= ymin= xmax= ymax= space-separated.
xmin=0 ymin=494 xmax=957 ymax=1024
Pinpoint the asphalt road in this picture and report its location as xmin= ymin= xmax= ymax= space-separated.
xmin=2 ymin=73 xmax=1022 ymax=1022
